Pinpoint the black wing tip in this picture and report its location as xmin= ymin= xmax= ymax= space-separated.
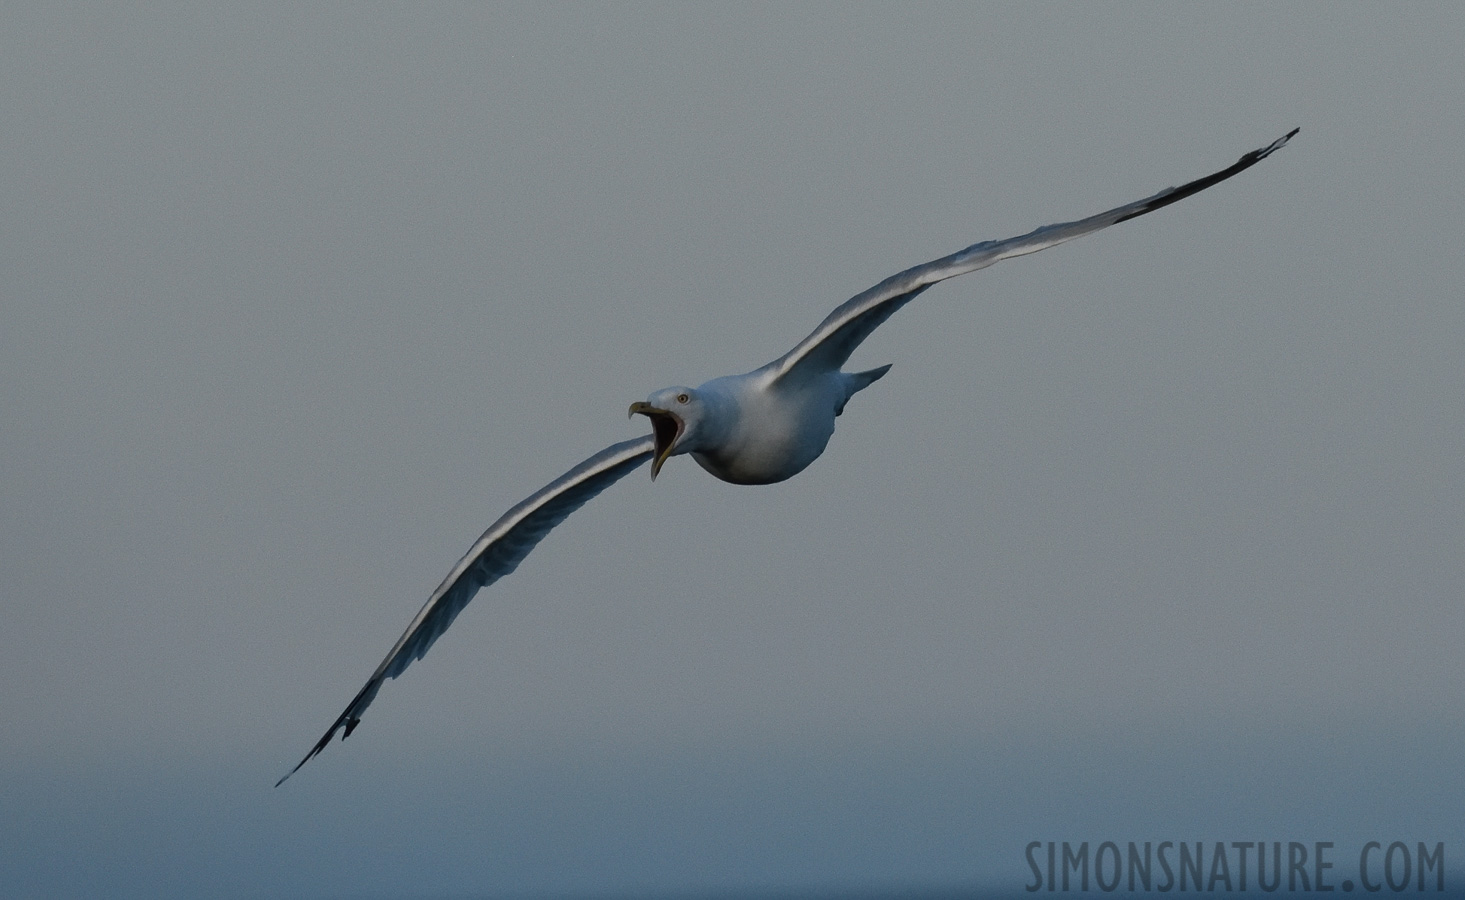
xmin=274 ymin=751 xmax=312 ymax=787
xmin=1255 ymin=127 xmax=1301 ymax=160
xmin=273 ymin=714 xmax=362 ymax=787
xmin=1112 ymin=128 xmax=1299 ymax=225
xmin=274 ymin=735 xmax=330 ymax=787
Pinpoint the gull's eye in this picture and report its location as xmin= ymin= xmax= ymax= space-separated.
xmin=676 ymin=393 xmax=690 ymax=404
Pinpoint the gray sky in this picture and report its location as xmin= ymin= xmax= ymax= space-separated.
xmin=3 ymin=4 xmax=1463 ymax=898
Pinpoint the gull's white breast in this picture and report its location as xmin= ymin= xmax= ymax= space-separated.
xmin=690 ymin=371 xmax=845 ymax=485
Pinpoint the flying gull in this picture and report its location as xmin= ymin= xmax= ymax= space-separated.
xmin=278 ymin=129 xmax=1297 ymax=785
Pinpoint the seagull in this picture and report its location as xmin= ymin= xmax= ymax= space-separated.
xmin=277 ymin=129 xmax=1297 ymax=785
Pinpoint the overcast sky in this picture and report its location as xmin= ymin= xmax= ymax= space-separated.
xmin=3 ymin=4 xmax=1463 ymax=898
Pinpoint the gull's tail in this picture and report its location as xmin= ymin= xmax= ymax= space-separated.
xmin=836 ymin=364 xmax=892 ymax=416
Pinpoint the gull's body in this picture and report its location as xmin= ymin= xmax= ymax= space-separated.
xmin=278 ymin=129 xmax=1297 ymax=785
xmin=669 ymin=367 xmax=885 ymax=485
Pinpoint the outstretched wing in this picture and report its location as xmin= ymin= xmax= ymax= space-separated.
xmin=277 ymin=435 xmax=655 ymax=785
xmin=769 ymin=129 xmax=1298 ymax=382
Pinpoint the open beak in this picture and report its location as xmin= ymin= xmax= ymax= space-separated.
xmin=628 ymin=402 xmax=683 ymax=480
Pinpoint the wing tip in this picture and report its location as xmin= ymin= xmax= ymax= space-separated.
xmin=274 ymin=751 xmax=312 ymax=787
xmin=1257 ymin=127 xmax=1301 ymax=160
xmin=273 ymin=714 xmax=361 ymax=787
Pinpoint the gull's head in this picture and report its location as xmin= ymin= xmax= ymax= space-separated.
xmin=629 ymin=387 xmax=701 ymax=480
